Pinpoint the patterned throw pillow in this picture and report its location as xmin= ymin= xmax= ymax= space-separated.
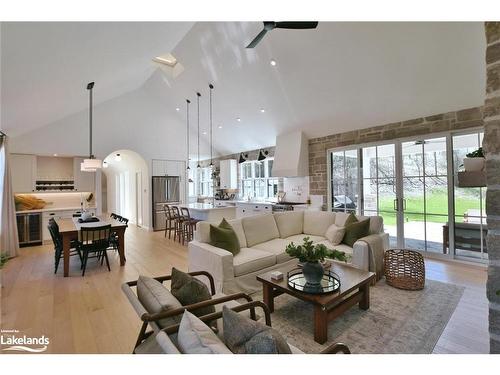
xmin=222 ymin=306 xmax=292 ymax=354
xmin=209 ymin=218 xmax=241 ymax=255
xmin=325 ymin=224 xmax=346 ymax=245
xmin=170 ymin=268 xmax=215 ymax=318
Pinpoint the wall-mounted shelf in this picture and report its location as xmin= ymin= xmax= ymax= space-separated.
xmin=456 ymin=171 xmax=486 ymax=188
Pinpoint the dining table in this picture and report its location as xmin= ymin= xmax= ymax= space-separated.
xmin=57 ymin=216 xmax=127 ymax=277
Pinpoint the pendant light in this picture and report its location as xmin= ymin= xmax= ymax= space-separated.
xmin=257 ymin=149 xmax=269 ymax=161
xmin=80 ymin=82 xmax=102 ymax=172
xmin=196 ymin=92 xmax=201 ymax=169
xmin=238 ymin=153 xmax=249 ymax=164
xmin=209 ymin=84 xmax=214 ymax=167
xmin=186 ymin=99 xmax=191 ymax=170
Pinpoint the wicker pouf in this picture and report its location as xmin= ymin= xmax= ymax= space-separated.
xmin=384 ymin=249 xmax=425 ymax=290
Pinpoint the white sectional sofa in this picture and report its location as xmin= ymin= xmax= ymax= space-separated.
xmin=188 ymin=210 xmax=389 ymax=294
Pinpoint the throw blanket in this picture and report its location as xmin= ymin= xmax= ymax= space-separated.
xmin=358 ymin=234 xmax=386 ymax=279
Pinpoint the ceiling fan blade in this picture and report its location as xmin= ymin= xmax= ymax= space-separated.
xmin=246 ymin=28 xmax=268 ymax=48
xmin=274 ymin=21 xmax=318 ymax=29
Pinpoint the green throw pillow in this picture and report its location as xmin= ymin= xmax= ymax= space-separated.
xmin=342 ymin=219 xmax=370 ymax=247
xmin=209 ymin=218 xmax=241 ymax=255
xmin=170 ymin=267 xmax=215 ymax=318
xmin=344 ymin=212 xmax=358 ymax=226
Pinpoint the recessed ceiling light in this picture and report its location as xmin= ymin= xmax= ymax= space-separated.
xmin=236 ymin=118 xmax=241 ymax=122
xmin=153 ymin=53 xmax=178 ymax=67
xmin=218 ymin=125 xmax=223 ymax=129
xmin=260 ymin=108 xmax=265 ymax=113
xmin=53 ymin=153 xmax=58 ymax=157
xmin=270 ymin=59 xmax=277 ymax=66
xmin=175 ymin=107 xmax=180 ymax=111
xmin=203 ymin=131 xmax=207 ymax=135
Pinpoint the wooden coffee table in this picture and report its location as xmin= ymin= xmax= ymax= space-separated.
xmin=257 ymin=261 xmax=375 ymax=344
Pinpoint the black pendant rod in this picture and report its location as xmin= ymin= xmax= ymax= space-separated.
xmin=186 ymin=99 xmax=191 ymax=170
xmin=209 ymin=84 xmax=214 ymax=166
xmin=87 ymin=82 xmax=95 ymax=159
xmin=196 ymin=92 xmax=201 ymax=168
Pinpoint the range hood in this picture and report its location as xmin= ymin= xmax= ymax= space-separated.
xmin=271 ymin=131 xmax=309 ymax=177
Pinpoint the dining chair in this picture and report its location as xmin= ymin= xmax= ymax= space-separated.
xmin=77 ymin=224 xmax=112 ymax=276
xmin=48 ymin=218 xmax=82 ymax=274
xmin=180 ymin=207 xmax=199 ymax=245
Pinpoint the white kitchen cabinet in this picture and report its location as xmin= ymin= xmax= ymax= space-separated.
xmin=236 ymin=202 xmax=272 ymax=218
xmin=219 ymin=159 xmax=237 ymax=189
xmin=11 ymin=154 xmax=36 ymax=193
xmin=73 ymin=157 xmax=95 ymax=192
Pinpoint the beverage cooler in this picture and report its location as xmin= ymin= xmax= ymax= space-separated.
xmin=16 ymin=212 xmax=43 ymax=247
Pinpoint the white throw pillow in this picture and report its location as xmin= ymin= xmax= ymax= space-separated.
xmin=324 ymin=224 xmax=345 ymax=245
xmin=177 ymin=310 xmax=232 ymax=354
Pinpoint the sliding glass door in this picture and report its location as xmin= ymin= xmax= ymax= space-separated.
xmin=328 ymin=130 xmax=485 ymax=261
xmin=401 ymin=137 xmax=449 ymax=253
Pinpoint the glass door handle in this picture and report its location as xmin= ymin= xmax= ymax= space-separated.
xmin=402 ymin=198 xmax=407 ymax=211
xmin=393 ymin=199 xmax=399 ymax=211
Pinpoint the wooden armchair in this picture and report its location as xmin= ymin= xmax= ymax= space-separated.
xmin=122 ymin=270 xmax=255 ymax=352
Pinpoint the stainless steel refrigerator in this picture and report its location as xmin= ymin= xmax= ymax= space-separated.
xmin=152 ymin=176 xmax=180 ymax=231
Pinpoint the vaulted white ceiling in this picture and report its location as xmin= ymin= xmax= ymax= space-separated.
xmin=1 ymin=22 xmax=193 ymax=136
xmin=2 ymin=22 xmax=486 ymax=157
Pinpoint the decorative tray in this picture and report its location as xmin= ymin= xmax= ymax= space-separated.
xmin=78 ymin=217 xmax=100 ymax=223
xmin=287 ymin=268 xmax=341 ymax=295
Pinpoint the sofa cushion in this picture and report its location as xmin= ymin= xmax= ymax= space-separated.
xmin=285 ymin=234 xmax=325 ymax=245
xmin=334 ymin=212 xmax=352 ymax=227
xmin=209 ymin=219 xmax=241 ymax=256
xmin=303 ymin=211 xmax=336 ymax=236
xmin=177 ymin=311 xmax=232 ymax=354
xmin=315 ymin=240 xmax=354 ymax=255
xmin=233 ymin=247 xmax=276 ymax=277
xmin=358 ymin=215 xmax=383 ymax=234
xmin=251 ymin=238 xmax=292 ymax=264
xmin=226 ymin=219 xmax=248 ymax=248
xmin=171 ymin=268 xmax=215 ymax=318
xmin=155 ymin=331 xmax=181 ymax=354
xmin=222 ymin=306 xmax=292 ymax=354
xmin=343 ymin=219 xmax=370 ymax=247
xmin=325 ymin=224 xmax=346 ymax=245
xmin=273 ymin=211 xmax=304 ymax=238
xmin=136 ymin=275 xmax=183 ymax=329
xmin=242 ymin=214 xmax=280 ymax=247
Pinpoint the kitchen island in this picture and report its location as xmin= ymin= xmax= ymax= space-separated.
xmin=177 ymin=203 xmax=236 ymax=222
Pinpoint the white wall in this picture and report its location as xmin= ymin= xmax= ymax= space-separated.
xmin=10 ymin=70 xmax=214 ymax=228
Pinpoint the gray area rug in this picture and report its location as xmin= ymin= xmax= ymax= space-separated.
xmin=255 ymin=279 xmax=464 ymax=354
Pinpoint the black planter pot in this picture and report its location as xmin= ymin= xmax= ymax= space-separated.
xmin=302 ymin=261 xmax=324 ymax=285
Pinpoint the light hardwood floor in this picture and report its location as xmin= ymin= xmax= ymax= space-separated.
xmin=0 ymin=224 xmax=490 ymax=354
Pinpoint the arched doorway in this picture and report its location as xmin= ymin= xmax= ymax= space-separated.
xmin=102 ymin=149 xmax=149 ymax=228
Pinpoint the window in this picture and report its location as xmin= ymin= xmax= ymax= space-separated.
xmin=197 ymin=166 xmax=213 ymax=197
xmin=240 ymin=159 xmax=277 ymax=200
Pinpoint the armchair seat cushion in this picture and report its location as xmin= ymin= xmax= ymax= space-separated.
xmin=251 ymin=238 xmax=292 ymax=264
xmin=233 ymin=248 xmax=276 ymax=277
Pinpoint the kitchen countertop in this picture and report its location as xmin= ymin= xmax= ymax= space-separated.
xmin=16 ymin=206 xmax=96 ymax=214
xmin=178 ymin=203 xmax=237 ymax=211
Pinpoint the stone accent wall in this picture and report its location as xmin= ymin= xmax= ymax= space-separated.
xmin=485 ymin=22 xmax=500 ymax=354
xmin=308 ymin=106 xmax=484 ymax=206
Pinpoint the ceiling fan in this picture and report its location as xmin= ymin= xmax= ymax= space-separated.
xmin=246 ymin=21 xmax=319 ymax=48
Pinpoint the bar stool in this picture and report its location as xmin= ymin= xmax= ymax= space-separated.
xmin=164 ymin=204 xmax=177 ymax=239
xmin=170 ymin=206 xmax=185 ymax=243
xmin=180 ymin=207 xmax=199 ymax=245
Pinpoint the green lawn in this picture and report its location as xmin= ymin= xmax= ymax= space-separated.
xmin=378 ymin=190 xmax=482 ymax=226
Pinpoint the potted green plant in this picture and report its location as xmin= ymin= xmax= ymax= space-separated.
xmin=463 ymin=147 xmax=485 ymax=172
xmin=285 ymin=237 xmax=349 ymax=285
